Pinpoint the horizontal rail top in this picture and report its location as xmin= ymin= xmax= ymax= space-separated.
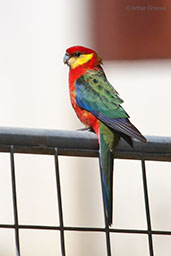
xmin=0 ymin=127 xmax=170 ymax=161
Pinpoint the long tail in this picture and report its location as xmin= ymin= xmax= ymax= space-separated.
xmin=99 ymin=123 xmax=119 ymax=226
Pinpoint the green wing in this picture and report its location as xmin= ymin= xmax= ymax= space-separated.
xmin=75 ymin=68 xmax=146 ymax=143
xmin=75 ymin=68 xmax=129 ymax=119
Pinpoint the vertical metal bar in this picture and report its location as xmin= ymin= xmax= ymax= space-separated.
xmin=141 ymin=158 xmax=154 ymax=256
xmin=54 ymin=148 xmax=66 ymax=256
xmin=10 ymin=146 xmax=21 ymax=256
xmin=99 ymin=157 xmax=112 ymax=256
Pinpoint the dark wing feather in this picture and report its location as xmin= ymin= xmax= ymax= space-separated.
xmin=98 ymin=115 xmax=146 ymax=142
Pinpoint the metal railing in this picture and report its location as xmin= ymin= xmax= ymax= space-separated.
xmin=0 ymin=127 xmax=171 ymax=256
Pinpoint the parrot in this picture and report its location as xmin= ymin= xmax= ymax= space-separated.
xmin=63 ymin=46 xmax=146 ymax=226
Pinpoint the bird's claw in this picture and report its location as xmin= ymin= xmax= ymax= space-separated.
xmin=77 ymin=127 xmax=94 ymax=133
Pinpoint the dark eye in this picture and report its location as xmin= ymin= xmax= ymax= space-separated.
xmin=74 ymin=52 xmax=81 ymax=57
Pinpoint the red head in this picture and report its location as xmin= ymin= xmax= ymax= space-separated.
xmin=63 ymin=46 xmax=102 ymax=70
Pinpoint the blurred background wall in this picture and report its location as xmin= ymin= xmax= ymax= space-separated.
xmin=94 ymin=0 xmax=171 ymax=59
xmin=0 ymin=0 xmax=171 ymax=255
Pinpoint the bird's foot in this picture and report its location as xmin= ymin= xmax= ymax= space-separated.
xmin=77 ymin=127 xmax=94 ymax=133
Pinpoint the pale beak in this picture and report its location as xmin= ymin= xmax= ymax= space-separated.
xmin=63 ymin=53 xmax=70 ymax=64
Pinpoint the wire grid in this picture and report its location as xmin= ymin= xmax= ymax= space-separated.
xmin=0 ymin=128 xmax=171 ymax=256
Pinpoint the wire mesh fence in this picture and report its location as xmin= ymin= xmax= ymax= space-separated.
xmin=0 ymin=127 xmax=171 ymax=256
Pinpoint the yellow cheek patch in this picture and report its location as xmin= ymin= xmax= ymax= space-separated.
xmin=68 ymin=53 xmax=93 ymax=69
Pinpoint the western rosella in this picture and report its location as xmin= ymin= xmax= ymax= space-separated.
xmin=64 ymin=46 xmax=146 ymax=226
